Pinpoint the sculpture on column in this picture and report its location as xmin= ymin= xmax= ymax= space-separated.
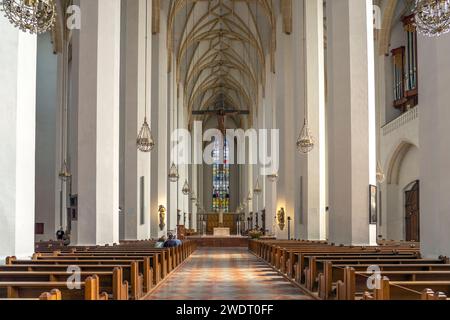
xmin=255 ymin=212 xmax=259 ymax=229
xmin=177 ymin=210 xmax=181 ymax=225
xmin=183 ymin=212 xmax=187 ymax=226
xmin=277 ymin=208 xmax=286 ymax=231
xmin=158 ymin=205 xmax=166 ymax=231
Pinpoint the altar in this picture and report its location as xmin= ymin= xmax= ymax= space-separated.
xmin=197 ymin=211 xmax=246 ymax=236
xmin=213 ymin=227 xmax=230 ymax=237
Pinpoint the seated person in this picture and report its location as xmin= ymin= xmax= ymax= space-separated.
xmin=174 ymin=235 xmax=182 ymax=246
xmin=56 ymin=227 xmax=65 ymax=241
xmin=155 ymin=236 xmax=166 ymax=248
xmin=163 ymin=234 xmax=178 ymax=248
xmin=62 ymin=232 xmax=70 ymax=246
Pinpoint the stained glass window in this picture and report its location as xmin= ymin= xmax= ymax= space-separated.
xmin=212 ymin=139 xmax=230 ymax=212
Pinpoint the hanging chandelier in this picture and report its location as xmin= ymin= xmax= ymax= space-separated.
xmin=297 ymin=119 xmax=315 ymax=154
xmin=58 ymin=160 xmax=72 ymax=182
xmin=1 ymin=0 xmax=56 ymax=34
xmin=254 ymin=178 xmax=262 ymax=195
xmin=267 ymin=173 xmax=279 ymax=183
xmin=414 ymin=0 xmax=450 ymax=37
xmin=137 ymin=117 xmax=155 ymax=152
xmin=137 ymin=0 xmax=155 ymax=153
xmin=182 ymin=180 xmax=190 ymax=195
xmin=297 ymin=0 xmax=315 ymax=154
xmin=168 ymin=162 xmax=180 ymax=182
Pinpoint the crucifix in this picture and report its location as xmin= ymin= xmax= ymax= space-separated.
xmin=192 ymin=106 xmax=250 ymax=134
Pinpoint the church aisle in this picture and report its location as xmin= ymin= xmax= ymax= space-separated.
xmin=146 ymin=247 xmax=312 ymax=300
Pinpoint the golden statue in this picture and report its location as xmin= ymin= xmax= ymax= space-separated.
xmin=277 ymin=208 xmax=286 ymax=231
xmin=158 ymin=205 xmax=166 ymax=231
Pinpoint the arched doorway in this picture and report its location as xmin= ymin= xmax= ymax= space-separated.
xmin=405 ymin=180 xmax=420 ymax=241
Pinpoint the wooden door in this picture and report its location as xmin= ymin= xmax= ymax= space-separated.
xmin=405 ymin=181 xmax=420 ymax=241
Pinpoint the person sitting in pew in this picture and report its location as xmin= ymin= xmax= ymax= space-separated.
xmin=164 ymin=234 xmax=179 ymax=248
xmin=155 ymin=236 xmax=166 ymax=248
xmin=56 ymin=227 xmax=65 ymax=241
xmin=174 ymin=235 xmax=182 ymax=246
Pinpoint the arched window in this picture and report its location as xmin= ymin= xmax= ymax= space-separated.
xmin=212 ymin=139 xmax=230 ymax=212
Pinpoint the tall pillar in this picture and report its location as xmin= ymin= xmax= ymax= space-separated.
xmin=299 ymin=0 xmax=327 ymax=241
xmin=419 ymin=33 xmax=450 ymax=258
xmin=35 ymin=33 xmax=60 ymax=242
xmin=150 ymin=5 xmax=168 ymax=238
xmin=0 ymin=16 xmax=37 ymax=260
xmin=72 ymin=0 xmax=121 ymax=245
xmin=326 ymin=0 xmax=376 ymax=245
xmin=275 ymin=2 xmax=303 ymax=240
xmin=122 ymin=0 xmax=151 ymax=241
xmin=264 ymin=62 xmax=278 ymax=235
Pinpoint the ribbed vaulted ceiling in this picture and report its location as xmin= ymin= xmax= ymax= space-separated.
xmin=167 ymin=0 xmax=277 ymax=127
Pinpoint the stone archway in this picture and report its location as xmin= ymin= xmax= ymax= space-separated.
xmin=385 ymin=141 xmax=419 ymax=240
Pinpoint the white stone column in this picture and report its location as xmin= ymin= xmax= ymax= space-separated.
xmin=298 ymin=0 xmax=327 ymax=241
xmin=122 ymin=0 xmax=151 ymax=241
xmin=275 ymin=5 xmax=303 ymax=240
xmin=150 ymin=5 xmax=168 ymax=238
xmin=35 ymin=33 xmax=60 ymax=242
xmin=418 ymin=33 xmax=450 ymax=258
xmin=264 ymin=61 xmax=278 ymax=235
xmin=0 ymin=17 xmax=37 ymax=261
xmin=72 ymin=0 xmax=121 ymax=245
xmin=326 ymin=0 xmax=376 ymax=245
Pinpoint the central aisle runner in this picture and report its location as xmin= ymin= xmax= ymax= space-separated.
xmin=146 ymin=247 xmax=312 ymax=300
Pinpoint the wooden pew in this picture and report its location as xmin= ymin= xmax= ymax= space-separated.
xmin=33 ymin=252 xmax=161 ymax=289
xmin=304 ymin=256 xmax=440 ymax=291
xmin=6 ymin=257 xmax=145 ymax=299
xmin=39 ymin=289 xmax=62 ymax=300
xmin=333 ymin=268 xmax=450 ymax=300
xmin=0 ymin=267 xmax=128 ymax=300
xmin=4 ymin=239 xmax=196 ymax=301
xmin=0 ymin=275 xmax=107 ymax=300
xmin=320 ymin=262 xmax=450 ymax=299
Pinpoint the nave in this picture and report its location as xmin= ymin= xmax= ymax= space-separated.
xmin=147 ymin=248 xmax=311 ymax=300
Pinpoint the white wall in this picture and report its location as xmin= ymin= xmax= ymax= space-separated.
xmin=35 ymin=32 xmax=59 ymax=242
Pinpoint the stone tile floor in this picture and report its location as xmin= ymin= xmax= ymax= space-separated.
xmin=146 ymin=247 xmax=312 ymax=300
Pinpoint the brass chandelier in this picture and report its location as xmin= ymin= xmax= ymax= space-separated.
xmin=415 ymin=0 xmax=450 ymax=37
xmin=1 ymin=0 xmax=56 ymax=34
xmin=297 ymin=0 xmax=315 ymax=154
xmin=168 ymin=162 xmax=180 ymax=182
xmin=137 ymin=0 xmax=155 ymax=153
xmin=182 ymin=179 xmax=190 ymax=195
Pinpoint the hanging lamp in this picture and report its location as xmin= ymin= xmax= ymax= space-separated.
xmin=254 ymin=177 xmax=262 ymax=195
xmin=296 ymin=0 xmax=315 ymax=154
xmin=182 ymin=179 xmax=190 ymax=195
xmin=2 ymin=0 xmax=56 ymax=34
xmin=58 ymin=160 xmax=72 ymax=181
xmin=267 ymin=173 xmax=279 ymax=183
xmin=168 ymin=162 xmax=180 ymax=182
xmin=137 ymin=0 xmax=155 ymax=153
xmin=415 ymin=0 xmax=450 ymax=37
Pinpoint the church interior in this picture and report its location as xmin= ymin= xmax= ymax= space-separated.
xmin=1 ymin=0 xmax=450 ymax=302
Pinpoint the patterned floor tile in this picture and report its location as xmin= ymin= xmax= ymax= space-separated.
xmin=146 ymin=247 xmax=311 ymax=300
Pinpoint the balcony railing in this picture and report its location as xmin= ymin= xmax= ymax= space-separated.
xmin=382 ymin=107 xmax=418 ymax=136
